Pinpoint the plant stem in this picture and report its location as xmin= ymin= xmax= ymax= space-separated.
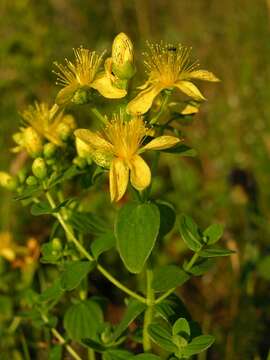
xmin=150 ymin=91 xmax=171 ymax=125
xmin=155 ymin=251 xmax=201 ymax=305
xmin=45 ymin=190 xmax=147 ymax=304
xmin=88 ymin=348 xmax=96 ymax=360
xmin=185 ymin=251 xmax=201 ymax=272
xmin=41 ymin=314 xmax=82 ymax=360
xmin=91 ymin=108 xmax=107 ymax=125
xmin=143 ymin=268 xmax=155 ymax=351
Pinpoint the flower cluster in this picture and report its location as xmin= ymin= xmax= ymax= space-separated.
xmin=6 ymin=32 xmax=218 ymax=202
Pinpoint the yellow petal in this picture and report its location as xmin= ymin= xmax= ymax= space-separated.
xmin=141 ymin=136 xmax=181 ymax=151
xmin=74 ymin=129 xmax=113 ymax=151
xmin=92 ymin=150 xmax=113 ymax=168
xmin=109 ymin=158 xmax=129 ymax=202
xmin=129 ymin=155 xmax=151 ymax=191
xmin=181 ymin=104 xmax=199 ymax=115
xmin=55 ymin=84 xmax=79 ymax=105
xmin=188 ymin=70 xmax=220 ymax=82
xmin=91 ymin=73 xmax=127 ymax=99
xmin=127 ymin=83 xmax=164 ymax=115
xmin=76 ymin=137 xmax=92 ymax=158
xmin=174 ymin=80 xmax=206 ymax=101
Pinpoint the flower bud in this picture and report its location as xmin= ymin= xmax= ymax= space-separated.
xmin=56 ymin=122 xmax=72 ymax=141
xmin=43 ymin=143 xmax=57 ymax=159
xmin=0 ymin=172 xmax=18 ymax=191
xmin=52 ymin=238 xmax=62 ymax=252
xmin=63 ymin=114 xmax=77 ymax=130
xmin=23 ymin=127 xmax=43 ymax=157
xmin=73 ymin=156 xmax=87 ymax=169
xmin=32 ymin=157 xmax=47 ymax=179
xmin=26 ymin=175 xmax=38 ymax=186
xmin=112 ymin=32 xmax=135 ymax=80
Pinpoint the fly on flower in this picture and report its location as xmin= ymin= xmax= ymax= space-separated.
xmin=74 ymin=114 xmax=180 ymax=202
xmin=54 ymin=47 xmax=127 ymax=105
xmin=127 ymin=42 xmax=220 ymax=115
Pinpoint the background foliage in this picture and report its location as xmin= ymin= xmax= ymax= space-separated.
xmin=1 ymin=0 xmax=270 ymax=359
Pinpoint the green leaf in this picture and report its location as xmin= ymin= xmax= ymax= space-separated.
xmin=103 ymin=350 xmax=133 ymax=360
xmin=152 ymin=265 xmax=190 ymax=292
xmin=148 ymin=324 xmax=177 ymax=352
xmin=39 ymin=279 xmax=63 ymax=303
xmin=257 ymin=256 xmax=270 ymax=280
xmin=156 ymin=201 xmax=176 ymax=238
xmin=111 ymin=299 xmax=146 ymax=341
xmin=64 ymin=300 xmax=103 ymax=341
xmin=188 ymin=258 xmax=215 ymax=276
xmin=48 ymin=345 xmax=62 ymax=360
xmin=178 ymin=215 xmax=202 ymax=252
xmin=115 ymin=201 xmax=160 ymax=273
xmin=91 ymin=232 xmax=116 ymax=259
xmin=60 ymin=261 xmax=96 ymax=291
xmin=82 ymin=338 xmax=107 ymax=352
xmin=69 ymin=211 xmax=109 ymax=235
xmin=31 ymin=202 xmax=52 ymax=216
xmin=182 ymin=335 xmax=215 ymax=356
xmin=172 ymin=318 xmax=190 ymax=338
xmin=155 ymin=294 xmax=191 ymax=324
xmin=40 ymin=242 xmax=62 ymax=264
xmin=203 ymin=224 xmax=223 ymax=245
xmin=14 ymin=185 xmax=42 ymax=201
xmin=31 ymin=199 xmax=71 ymax=216
xmin=162 ymin=144 xmax=197 ymax=157
xmin=128 ymin=355 xmax=161 ymax=360
xmin=200 ymin=247 xmax=235 ymax=258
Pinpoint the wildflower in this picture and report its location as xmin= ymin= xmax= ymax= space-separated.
xmin=127 ymin=42 xmax=219 ymax=115
xmin=74 ymin=114 xmax=180 ymax=201
xmin=15 ymin=102 xmax=76 ymax=153
xmin=0 ymin=172 xmax=17 ymax=191
xmin=54 ymin=47 xmax=126 ymax=105
xmin=0 ymin=232 xmax=16 ymax=261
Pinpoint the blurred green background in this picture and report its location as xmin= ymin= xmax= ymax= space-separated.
xmin=1 ymin=0 xmax=270 ymax=359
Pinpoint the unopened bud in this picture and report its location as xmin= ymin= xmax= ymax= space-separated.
xmin=73 ymin=156 xmax=87 ymax=169
xmin=32 ymin=157 xmax=47 ymax=179
xmin=23 ymin=127 xmax=43 ymax=157
xmin=112 ymin=32 xmax=135 ymax=80
xmin=0 ymin=172 xmax=17 ymax=191
xmin=56 ymin=122 xmax=72 ymax=141
xmin=26 ymin=175 xmax=38 ymax=186
xmin=43 ymin=143 xmax=57 ymax=159
xmin=63 ymin=114 xmax=77 ymax=130
xmin=52 ymin=238 xmax=62 ymax=252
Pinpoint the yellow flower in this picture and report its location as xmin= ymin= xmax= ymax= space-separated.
xmin=0 ymin=232 xmax=16 ymax=261
xmin=74 ymin=115 xmax=180 ymax=201
xmin=127 ymin=42 xmax=220 ymax=115
xmin=54 ymin=47 xmax=126 ymax=105
xmin=20 ymin=102 xmax=75 ymax=147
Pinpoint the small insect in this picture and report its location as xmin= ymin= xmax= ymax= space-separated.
xmin=167 ymin=46 xmax=177 ymax=52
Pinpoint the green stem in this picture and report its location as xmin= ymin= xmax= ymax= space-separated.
xmin=91 ymin=108 xmax=107 ymax=125
xmin=155 ymin=251 xmax=201 ymax=305
xmin=88 ymin=348 xmax=96 ymax=360
xmin=150 ymin=91 xmax=171 ymax=125
xmin=185 ymin=251 xmax=201 ymax=272
xmin=21 ymin=332 xmax=31 ymax=360
xmin=45 ymin=190 xmax=146 ymax=304
xmin=143 ymin=268 xmax=155 ymax=351
xmin=41 ymin=314 xmax=82 ymax=360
